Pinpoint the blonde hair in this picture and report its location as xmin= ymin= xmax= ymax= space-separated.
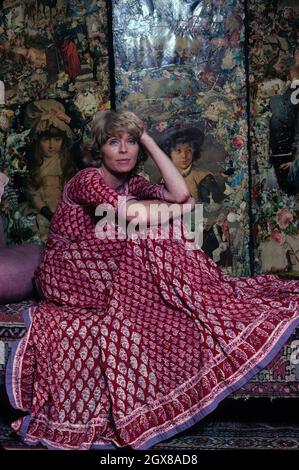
xmin=84 ymin=110 xmax=147 ymax=169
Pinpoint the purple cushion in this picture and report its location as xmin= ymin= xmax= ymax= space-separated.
xmin=0 ymin=244 xmax=43 ymax=303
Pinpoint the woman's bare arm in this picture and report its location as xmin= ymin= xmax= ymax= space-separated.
xmin=121 ymin=197 xmax=195 ymax=226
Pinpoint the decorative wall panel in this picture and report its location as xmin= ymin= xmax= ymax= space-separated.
xmin=0 ymin=0 xmax=110 ymax=243
xmin=249 ymin=0 xmax=299 ymax=276
xmin=113 ymin=0 xmax=251 ymax=275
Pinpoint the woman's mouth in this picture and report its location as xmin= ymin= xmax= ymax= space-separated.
xmin=117 ymin=159 xmax=131 ymax=164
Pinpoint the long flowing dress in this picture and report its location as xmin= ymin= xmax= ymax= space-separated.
xmin=6 ymin=167 xmax=299 ymax=450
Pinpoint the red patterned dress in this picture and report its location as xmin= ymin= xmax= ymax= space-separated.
xmin=6 ymin=167 xmax=299 ymax=450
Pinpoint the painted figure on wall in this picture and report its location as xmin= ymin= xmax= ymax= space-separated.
xmin=258 ymin=4 xmax=299 ymax=196
xmin=23 ymin=99 xmax=77 ymax=240
xmin=277 ymin=62 xmax=299 ymax=195
xmin=89 ymin=34 xmax=108 ymax=82
xmin=250 ymin=2 xmax=299 ymax=276
xmin=160 ymin=127 xmax=224 ymax=205
xmin=159 ymin=126 xmax=228 ymax=267
xmin=61 ymin=36 xmax=81 ymax=83
xmin=267 ymin=61 xmax=299 ymax=195
xmin=202 ymin=212 xmax=233 ymax=268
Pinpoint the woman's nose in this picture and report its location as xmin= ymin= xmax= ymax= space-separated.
xmin=119 ymin=140 xmax=128 ymax=152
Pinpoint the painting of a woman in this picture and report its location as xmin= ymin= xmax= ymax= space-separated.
xmin=24 ymin=99 xmax=77 ymax=240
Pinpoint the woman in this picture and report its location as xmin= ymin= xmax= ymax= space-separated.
xmin=6 ymin=110 xmax=299 ymax=450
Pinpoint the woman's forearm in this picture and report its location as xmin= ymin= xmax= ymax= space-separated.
xmin=140 ymin=133 xmax=190 ymax=203
xmin=122 ymin=197 xmax=195 ymax=226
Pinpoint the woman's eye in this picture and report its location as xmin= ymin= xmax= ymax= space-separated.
xmin=127 ymin=139 xmax=137 ymax=144
xmin=108 ymin=139 xmax=118 ymax=145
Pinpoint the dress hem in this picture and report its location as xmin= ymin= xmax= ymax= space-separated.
xmin=5 ymin=307 xmax=299 ymax=451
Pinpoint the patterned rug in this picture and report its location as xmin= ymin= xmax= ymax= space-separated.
xmin=155 ymin=421 xmax=299 ymax=450
xmin=0 ymin=299 xmax=36 ymax=384
xmin=1 ymin=420 xmax=299 ymax=451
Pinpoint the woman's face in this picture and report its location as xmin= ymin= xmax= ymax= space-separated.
xmin=100 ymin=132 xmax=139 ymax=174
xmin=40 ymin=136 xmax=63 ymax=158
xmin=170 ymin=143 xmax=193 ymax=170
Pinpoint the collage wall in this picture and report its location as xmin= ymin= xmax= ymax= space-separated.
xmin=113 ymin=0 xmax=250 ymax=277
xmin=249 ymin=0 xmax=299 ymax=276
xmin=0 ymin=0 xmax=298 ymax=278
xmin=0 ymin=0 xmax=110 ymax=244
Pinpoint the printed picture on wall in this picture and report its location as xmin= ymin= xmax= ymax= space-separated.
xmin=0 ymin=1 xmax=110 ymax=106
xmin=0 ymin=98 xmax=84 ymax=243
xmin=141 ymin=122 xmax=234 ymax=269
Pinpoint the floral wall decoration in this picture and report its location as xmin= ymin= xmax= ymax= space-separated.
xmin=249 ymin=0 xmax=299 ymax=275
xmin=113 ymin=0 xmax=251 ymax=275
xmin=1 ymin=0 xmax=298 ymax=278
xmin=0 ymin=0 xmax=110 ymax=244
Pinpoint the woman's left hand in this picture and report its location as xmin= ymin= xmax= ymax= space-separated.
xmin=139 ymin=130 xmax=152 ymax=146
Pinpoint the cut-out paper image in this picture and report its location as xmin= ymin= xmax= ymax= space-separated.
xmin=156 ymin=125 xmax=231 ymax=268
xmin=21 ymin=99 xmax=78 ymax=240
xmin=159 ymin=127 xmax=224 ymax=205
xmin=0 ymin=99 xmax=83 ymax=244
xmin=0 ymin=1 xmax=110 ymax=106
xmin=249 ymin=0 xmax=299 ymax=276
xmin=266 ymin=63 xmax=299 ymax=196
xmin=251 ymin=3 xmax=299 ymax=197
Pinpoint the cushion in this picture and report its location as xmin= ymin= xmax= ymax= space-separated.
xmin=0 ymin=244 xmax=43 ymax=303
